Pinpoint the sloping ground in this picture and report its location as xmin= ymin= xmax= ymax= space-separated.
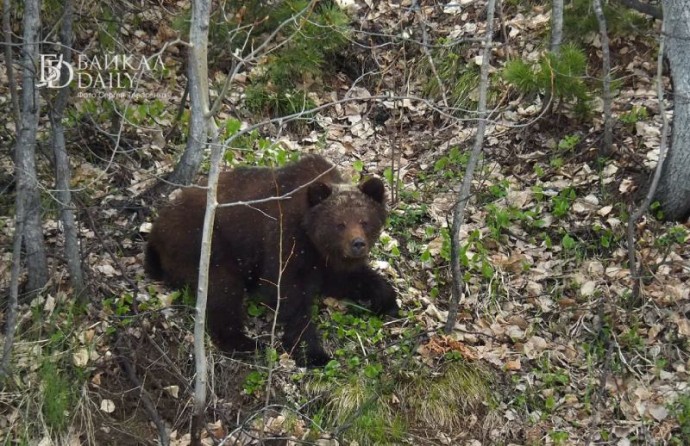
xmin=1 ymin=0 xmax=688 ymax=445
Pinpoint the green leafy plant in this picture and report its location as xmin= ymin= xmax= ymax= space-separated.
xmin=486 ymin=204 xmax=514 ymax=239
xmin=619 ymin=105 xmax=649 ymax=127
xmin=433 ymin=146 xmax=470 ymax=179
xmin=223 ymin=126 xmax=301 ymax=167
xmin=551 ymin=188 xmax=576 ymax=218
xmin=247 ymin=299 xmax=267 ymax=318
xmin=549 ymin=430 xmax=570 ymax=445
xmin=650 ymin=201 xmax=665 ymax=220
xmin=561 ymin=233 xmax=577 ymax=251
xmin=243 ymin=370 xmax=267 ymax=396
xmin=328 ymin=312 xmax=386 ymax=345
xmin=655 ymin=225 xmax=688 ymax=248
xmin=558 ymin=134 xmax=581 ymax=151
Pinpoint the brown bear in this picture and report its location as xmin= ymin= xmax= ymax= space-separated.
xmin=145 ymin=155 xmax=398 ymax=366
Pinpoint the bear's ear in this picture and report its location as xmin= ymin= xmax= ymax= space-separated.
xmin=359 ymin=178 xmax=386 ymax=203
xmin=308 ymin=182 xmax=333 ymax=206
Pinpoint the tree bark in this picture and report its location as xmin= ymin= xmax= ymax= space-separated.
xmin=166 ymin=0 xmax=212 ymax=190
xmin=3 ymin=0 xmax=20 ymax=127
xmin=15 ymin=0 xmax=48 ymax=293
xmin=655 ymin=0 xmax=690 ymax=221
xmin=50 ymin=0 xmax=84 ymax=297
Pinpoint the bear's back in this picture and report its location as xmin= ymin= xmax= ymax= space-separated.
xmin=146 ymin=155 xmax=344 ymax=287
xmin=216 ymin=155 xmax=342 ymax=205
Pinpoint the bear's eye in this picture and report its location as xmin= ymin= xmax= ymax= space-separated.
xmin=360 ymin=220 xmax=369 ymax=229
xmin=337 ymin=223 xmax=346 ymax=231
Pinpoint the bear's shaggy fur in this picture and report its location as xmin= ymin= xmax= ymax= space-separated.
xmin=145 ymin=155 xmax=398 ymax=366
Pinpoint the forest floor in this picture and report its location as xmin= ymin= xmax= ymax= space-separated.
xmin=1 ymin=0 xmax=689 ymax=445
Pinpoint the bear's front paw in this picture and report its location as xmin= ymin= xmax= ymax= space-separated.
xmin=382 ymin=302 xmax=400 ymax=317
xmin=296 ymin=348 xmax=332 ymax=368
xmin=371 ymin=287 xmax=399 ymax=317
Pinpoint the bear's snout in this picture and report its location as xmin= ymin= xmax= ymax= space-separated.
xmin=349 ymin=237 xmax=368 ymax=257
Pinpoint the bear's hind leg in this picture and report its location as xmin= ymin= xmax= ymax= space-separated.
xmin=276 ymin=286 xmax=331 ymax=367
xmin=206 ymin=267 xmax=258 ymax=353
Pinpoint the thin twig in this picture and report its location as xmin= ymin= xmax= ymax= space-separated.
xmin=216 ymin=166 xmax=336 ymax=209
xmin=626 ymin=17 xmax=670 ymax=303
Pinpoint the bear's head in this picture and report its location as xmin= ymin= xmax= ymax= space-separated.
xmin=304 ymin=178 xmax=387 ymax=269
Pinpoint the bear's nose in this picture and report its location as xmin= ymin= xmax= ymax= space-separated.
xmin=350 ymin=238 xmax=367 ymax=257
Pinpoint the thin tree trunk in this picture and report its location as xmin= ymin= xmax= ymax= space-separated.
xmin=190 ymin=133 xmax=219 ymax=446
xmin=50 ymin=0 xmax=84 ymax=297
xmin=167 ymin=0 xmax=212 ymax=189
xmin=15 ymin=0 xmax=48 ymax=293
xmin=445 ymin=0 xmax=496 ymax=333
xmin=551 ymin=0 xmax=564 ymax=53
xmin=185 ymin=0 xmax=213 ymax=443
xmin=593 ymin=0 xmax=613 ymax=153
xmin=655 ymin=0 xmax=690 ymax=221
xmin=3 ymin=0 xmax=20 ymax=127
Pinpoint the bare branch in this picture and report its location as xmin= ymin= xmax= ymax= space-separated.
xmin=626 ymin=15 xmax=670 ymax=303
xmin=216 ymin=166 xmax=335 ymax=209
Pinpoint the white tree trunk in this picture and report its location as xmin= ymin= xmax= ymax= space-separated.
xmin=656 ymin=0 xmax=690 ymax=221
xmin=15 ymin=0 xmax=48 ymax=293
xmin=184 ymin=0 xmax=213 ymax=443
